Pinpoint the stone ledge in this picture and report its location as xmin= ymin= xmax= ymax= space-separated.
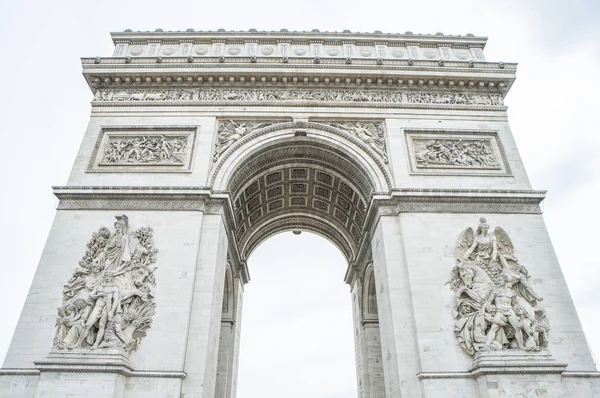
xmin=470 ymin=350 xmax=567 ymax=377
xmin=561 ymin=371 xmax=600 ymax=378
xmin=418 ymin=351 xmax=576 ymax=379
xmin=32 ymin=349 xmax=186 ymax=379
xmin=0 ymin=368 xmax=40 ymax=376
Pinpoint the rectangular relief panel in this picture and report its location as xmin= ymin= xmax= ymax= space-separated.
xmin=404 ymin=129 xmax=511 ymax=176
xmin=88 ymin=126 xmax=198 ymax=173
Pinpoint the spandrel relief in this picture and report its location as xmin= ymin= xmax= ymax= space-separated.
xmin=330 ymin=122 xmax=388 ymax=163
xmin=447 ymin=218 xmax=549 ymax=356
xmin=213 ymin=120 xmax=273 ymax=161
xmin=53 ymin=215 xmax=158 ymax=354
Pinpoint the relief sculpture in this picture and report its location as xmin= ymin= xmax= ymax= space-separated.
xmin=94 ymin=88 xmax=504 ymax=107
xmin=101 ymin=135 xmax=187 ymax=165
xmin=95 ymin=89 xmax=197 ymax=101
xmin=447 ymin=218 xmax=549 ymax=356
xmin=414 ymin=139 xmax=498 ymax=168
xmin=53 ymin=215 xmax=158 ymax=353
xmin=213 ymin=120 xmax=272 ymax=161
xmin=331 ymin=122 xmax=388 ymax=163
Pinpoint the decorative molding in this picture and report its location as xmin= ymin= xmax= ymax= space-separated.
xmin=0 ymin=369 xmax=41 ymax=376
xmin=34 ymin=361 xmax=186 ymax=378
xmin=561 ymin=371 xmax=600 ymax=378
xmin=369 ymin=190 xmax=544 ymax=217
xmin=211 ymin=122 xmax=392 ymax=193
xmin=92 ymin=88 xmax=505 ymax=110
xmin=54 ymin=187 xmax=211 ymax=211
xmin=87 ymin=126 xmax=197 ymax=173
xmin=404 ymin=129 xmax=511 ymax=176
xmin=416 ymin=372 xmax=472 ymax=380
xmin=57 ymin=198 xmax=207 ymax=211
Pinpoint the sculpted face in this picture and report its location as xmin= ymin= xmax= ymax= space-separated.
xmin=459 ymin=267 xmax=474 ymax=289
xmin=114 ymin=220 xmax=127 ymax=234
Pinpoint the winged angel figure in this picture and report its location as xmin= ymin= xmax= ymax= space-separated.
xmin=53 ymin=215 xmax=158 ymax=354
xmin=213 ymin=120 xmax=272 ymax=162
xmin=331 ymin=122 xmax=388 ymax=163
xmin=448 ymin=218 xmax=549 ymax=355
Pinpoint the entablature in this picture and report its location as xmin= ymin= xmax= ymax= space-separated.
xmin=82 ymin=30 xmax=516 ymax=101
xmin=82 ymin=57 xmax=514 ymax=96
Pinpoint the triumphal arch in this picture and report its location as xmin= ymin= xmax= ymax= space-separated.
xmin=1 ymin=29 xmax=599 ymax=397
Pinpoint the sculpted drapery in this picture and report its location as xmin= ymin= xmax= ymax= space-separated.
xmin=448 ymin=218 xmax=549 ymax=356
xmin=54 ymin=215 xmax=158 ymax=353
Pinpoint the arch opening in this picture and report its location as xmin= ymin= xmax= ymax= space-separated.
xmin=219 ymin=127 xmax=388 ymax=264
xmin=236 ymin=232 xmax=357 ymax=398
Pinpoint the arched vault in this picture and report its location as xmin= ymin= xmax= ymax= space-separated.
xmin=210 ymin=122 xmax=393 ymax=263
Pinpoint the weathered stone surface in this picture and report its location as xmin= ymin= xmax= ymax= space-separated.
xmin=1 ymin=29 xmax=598 ymax=398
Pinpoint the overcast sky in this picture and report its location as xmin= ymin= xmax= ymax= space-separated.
xmin=0 ymin=1 xmax=598 ymax=396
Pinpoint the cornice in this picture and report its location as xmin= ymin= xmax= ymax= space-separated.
xmin=53 ymin=187 xmax=545 ymax=212
xmin=53 ymin=186 xmax=248 ymax=283
xmin=34 ymin=361 xmax=187 ymax=378
xmin=82 ymin=58 xmax=514 ymax=94
xmin=54 ymin=186 xmax=545 ymax=287
xmin=110 ymin=29 xmax=488 ymax=48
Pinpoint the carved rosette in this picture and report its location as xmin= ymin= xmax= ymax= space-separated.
xmin=53 ymin=215 xmax=158 ymax=354
xmin=448 ymin=218 xmax=549 ymax=356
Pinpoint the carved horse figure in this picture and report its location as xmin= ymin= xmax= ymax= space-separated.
xmin=449 ymin=260 xmax=495 ymax=303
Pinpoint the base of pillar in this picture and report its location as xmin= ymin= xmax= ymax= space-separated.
xmin=34 ymin=347 xmax=133 ymax=375
xmin=470 ymin=349 xmax=567 ymax=376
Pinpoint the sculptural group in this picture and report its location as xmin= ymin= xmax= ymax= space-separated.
xmin=102 ymin=135 xmax=187 ymax=165
xmin=448 ymin=218 xmax=549 ymax=355
xmin=414 ymin=139 xmax=498 ymax=168
xmin=53 ymin=215 xmax=158 ymax=353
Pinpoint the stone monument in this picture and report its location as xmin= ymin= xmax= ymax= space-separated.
xmin=1 ymin=29 xmax=599 ymax=397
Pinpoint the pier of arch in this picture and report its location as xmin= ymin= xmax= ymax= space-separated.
xmin=1 ymin=29 xmax=599 ymax=398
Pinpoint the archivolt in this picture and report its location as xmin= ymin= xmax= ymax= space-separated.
xmin=209 ymin=122 xmax=393 ymax=263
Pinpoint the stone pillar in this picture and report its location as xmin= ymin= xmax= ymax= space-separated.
xmin=370 ymin=214 xmax=423 ymax=398
xmin=364 ymin=323 xmax=385 ymax=398
xmin=351 ymin=278 xmax=369 ymax=398
xmin=181 ymin=213 xmax=229 ymax=398
xmin=215 ymin=271 xmax=244 ymax=398
xmin=351 ymin=266 xmax=386 ymax=398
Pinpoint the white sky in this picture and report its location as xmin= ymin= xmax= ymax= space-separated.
xmin=0 ymin=0 xmax=598 ymax=396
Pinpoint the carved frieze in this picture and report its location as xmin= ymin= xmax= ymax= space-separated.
xmin=88 ymin=127 xmax=197 ymax=172
xmin=54 ymin=215 xmax=158 ymax=354
xmin=448 ymin=218 xmax=549 ymax=356
xmin=405 ymin=130 xmax=510 ymax=176
xmin=94 ymin=88 xmax=504 ymax=108
xmin=214 ymin=120 xmax=273 ymax=162
xmin=101 ymin=135 xmax=188 ymax=165
xmin=412 ymin=138 xmax=498 ymax=169
xmin=95 ymin=89 xmax=196 ymax=102
xmin=330 ymin=122 xmax=388 ymax=163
